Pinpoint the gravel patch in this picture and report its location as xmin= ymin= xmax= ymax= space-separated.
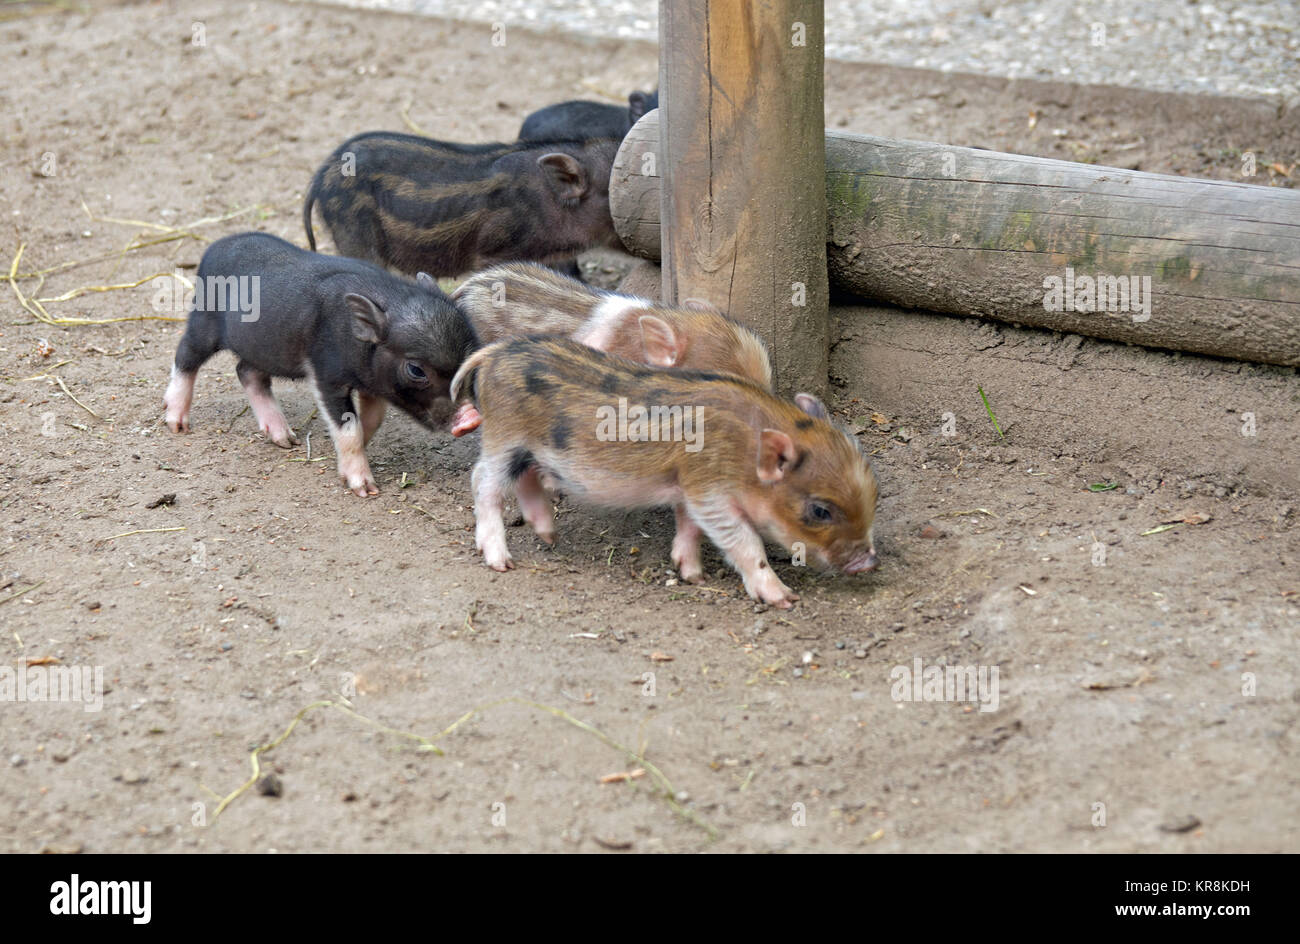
xmin=315 ymin=0 xmax=1299 ymax=104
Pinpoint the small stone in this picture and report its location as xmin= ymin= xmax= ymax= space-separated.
xmin=9 ymin=754 xmax=25 ymax=767
xmin=257 ymin=773 xmax=284 ymax=797
xmin=120 ymin=768 xmax=144 ymax=784
xmin=835 ymin=641 xmax=846 ymax=650
xmin=1158 ymin=814 xmax=1201 ymax=833
xmin=220 ymin=642 xmax=233 ymax=651
xmin=240 ymin=690 xmax=256 ymax=700
xmin=792 ymin=667 xmax=804 ymax=678
xmin=674 ymin=790 xmax=689 ymax=804
xmin=854 ymin=649 xmax=867 ymax=659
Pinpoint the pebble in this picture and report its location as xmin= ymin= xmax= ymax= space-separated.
xmin=257 ymin=773 xmax=284 ymax=797
xmin=1158 ymin=814 xmax=1201 ymax=833
xmin=220 ymin=642 xmax=233 ymax=651
xmin=10 ymin=754 xmax=25 ymax=767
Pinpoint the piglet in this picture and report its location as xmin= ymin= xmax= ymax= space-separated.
xmin=519 ymin=90 xmax=658 ymax=142
xmin=451 ymin=262 xmax=776 ymax=577
xmin=163 ymin=232 xmax=478 ymax=496
xmin=449 ymin=261 xmax=772 ymax=436
xmin=303 ymin=132 xmax=621 ymax=278
xmin=450 ymin=337 xmax=878 ymax=608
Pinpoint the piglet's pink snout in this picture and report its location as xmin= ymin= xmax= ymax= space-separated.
xmin=843 ymin=550 xmax=879 ymax=574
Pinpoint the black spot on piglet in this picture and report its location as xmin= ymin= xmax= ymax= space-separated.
xmin=524 ymin=369 xmax=554 ymax=396
xmin=551 ymin=417 xmax=571 ymax=451
xmin=507 ymin=448 xmax=535 ymax=480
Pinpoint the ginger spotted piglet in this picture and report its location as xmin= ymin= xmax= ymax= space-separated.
xmin=451 ymin=337 xmax=879 ymax=608
xmin=453 ymin=262 xmax=772 ymax=390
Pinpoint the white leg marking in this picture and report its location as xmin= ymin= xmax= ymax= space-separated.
xmin=315 ymin=387 xmax=378 ymax=497
xmin=686 ymin=496 xmax=798 ymax=608
xmin=163 ymin=364 xmax=196 ymax=433
xmin=240 ymin=371 xmax=298 ymax=448
xmin=472 ymin=457 xmax=515 ymax=570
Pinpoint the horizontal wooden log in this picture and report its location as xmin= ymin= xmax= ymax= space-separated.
xmin=610 ymin=110 xmax=1300 ymax=367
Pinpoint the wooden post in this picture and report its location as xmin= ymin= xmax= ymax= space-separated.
xmin=613 ymin=116 xmax=1300 ymax=368
xmin=658 ymin=0 xmax=830 ymax=395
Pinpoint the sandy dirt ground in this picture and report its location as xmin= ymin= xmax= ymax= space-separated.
xmin=1 ymin=0 xmax=1297 ymax=853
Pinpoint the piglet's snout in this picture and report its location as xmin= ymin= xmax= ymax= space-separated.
xmin=843 ymin=549 xmax=878 ymax=574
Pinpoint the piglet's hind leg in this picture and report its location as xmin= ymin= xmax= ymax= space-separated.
xmin=163 ymin=366 xmax=197 ymax=433
xmin=670 ymin=503 xmax=705 ymax=583
xmin=515 ymin=465 xmax=555 ymax=546
xmin=164 ymin=314 xmax=221 ymax=433
xmin=471 ymin=454 xmax=515 ymax=571
xmin=236 ymin=361 xmax=299 ymax=448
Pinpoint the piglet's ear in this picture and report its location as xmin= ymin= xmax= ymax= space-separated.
xmin=757 ymin=429 xmax=797 ymax=483
xmin=638 ymin=314 xmax=683 ymax=367
xmin=537 ymin=153 xmax=588 ymax=202
xmin=416 ymin=272 xmax=437 ymax=290
xmin=628 ymin=91 xmax=651 ymax=122
xmin=346 ymin=293 xmax=388 ymax=344
xmin=681 ymin=297 xmax=721 ymax=314
xmin=794 ymin=393 xmax=828 ymax=420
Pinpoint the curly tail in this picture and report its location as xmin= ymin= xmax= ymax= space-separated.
xmin=450 ymin=347 xmax=492 ymax=402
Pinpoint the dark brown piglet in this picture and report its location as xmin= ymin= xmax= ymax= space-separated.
xmin=163 ymin=232 xmax=477 ymax=496
xmin=303 ymin=132 xmax=621 ymax=278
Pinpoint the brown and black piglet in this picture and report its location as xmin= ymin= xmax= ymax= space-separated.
xmin=451 ymin=337 xmax=879 ymax=608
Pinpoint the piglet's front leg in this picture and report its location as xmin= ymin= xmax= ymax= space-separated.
xmin=686 ymin=496 xmax=799 ymax=609
xmin=314 ymin=384 xmax=378 ymax=497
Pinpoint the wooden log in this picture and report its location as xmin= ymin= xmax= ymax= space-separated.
xmin=657 ymin=0 xmax=830 ymax=394
xmin=610 ymin=111 xmax=1300 ymax=368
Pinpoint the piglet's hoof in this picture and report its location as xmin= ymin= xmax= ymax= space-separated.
xmin=260 ymin=419 xmax=300 ymax=449
xmin=342 ymin=472 xmax=379 ymax=497
xmin=450 ymin=402 xmax=482 ymax=437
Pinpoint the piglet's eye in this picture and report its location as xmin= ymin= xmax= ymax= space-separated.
xmin=805 ymin=501 xmax=835 ymax=524
xmin=403 ymin=361 xmax=430 ymax=386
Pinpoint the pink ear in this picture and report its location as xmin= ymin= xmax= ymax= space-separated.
xmin=638 ymin=314 xmax=683 ymax=367
xmin=757 ymin=428 xmax=796 ymax=482
xmin=794 ymin=393 xmax=828 ymax=419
